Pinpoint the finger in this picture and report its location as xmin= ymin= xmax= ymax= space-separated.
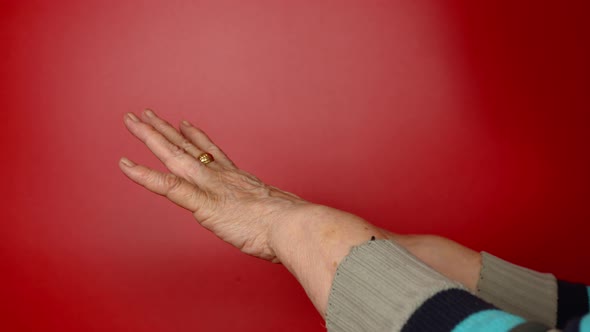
xmin=123 ymin=112 xmax=210 ymax=186
xmin=119 ymin=157 xmax=204 ymax=212
xmin=139 ymin=109 xmax=220 ymax=169
xmin=179 ymin=120 xmax=236 ymax=168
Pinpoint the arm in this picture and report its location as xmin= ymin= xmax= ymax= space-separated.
xmin=385 ymin=235 xmax=590 ymax=329
xmin=477 ymin=252 xmax=589 ymax=329
xmin=325 ymin=238 xmax=590 ymax=332
xmin=119 ymin=110 xmax=477 ymax=317
xmin=119 ymin=110 xmax=588 ymax=330
xmin=119 ymin=109 xmax=387 ymax=315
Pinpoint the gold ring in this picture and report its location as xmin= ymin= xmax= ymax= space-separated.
xmin=198 ymin=152 xmax=215 ymax=164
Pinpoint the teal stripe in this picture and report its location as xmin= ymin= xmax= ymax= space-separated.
xmin=587 ymin=286 xmax=590 ymax=310
xmin=451 ymin=309 xmax=525 ymax=332
xmin=582 ymin=313 xmax=590 ymax=332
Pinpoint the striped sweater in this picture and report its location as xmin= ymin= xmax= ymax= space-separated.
xmin=326 ymin=240 xmax=589 ymax=332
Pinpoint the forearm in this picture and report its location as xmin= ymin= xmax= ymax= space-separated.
xmin=268 ymin=204 xmax=483 ymax=317
xmin=273 ymin=222 xmax=585 ymax=332
xmin=269 ymin=204 xmax=388 ymax=316
xmin=391 ymin=234 xmax=482 ymax=292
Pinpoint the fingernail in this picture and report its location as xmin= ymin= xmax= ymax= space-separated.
xmin=144 ymin=109 xmax=155 ymax=118
xmin=127 ymin=113 xmax=139 ymax=122
xmin=120 ymin=157 xmax=136 ymax=167
xmin=181 ymin=120 xmax=192 ymax=127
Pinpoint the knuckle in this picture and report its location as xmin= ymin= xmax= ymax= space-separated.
xmin=144 ymin=128 xmax=166 ymax=146
xmin=187 ymin=189 xmax=204 ymax=206
xmin=144 ymin=131 xmax=158 ymax=146
xmin=179 ymin=139 xmax=195 ymax=152
xmin=165 ymin=173 xmax=183 ymax=192
xmin=152 ymin=117 xmax=171 ymax=130
xmin=169 ymin=144 xmax=185 ymax=157
xmin=154 ymin=118 xmax=167 ymax=128
xmin=140 ymin=169 xmax=159 ymax=185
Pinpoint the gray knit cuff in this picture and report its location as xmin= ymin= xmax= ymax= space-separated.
xmin=477 ymin=252 xmax=558 ymax=328
xmin=326 ymin=240 xmax=466 ymax=332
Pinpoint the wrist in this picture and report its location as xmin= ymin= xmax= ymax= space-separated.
xmin=268 ymin=204 xmax=387 ymax=315
xmin=269 ymin=204 xmax=386 ymax=265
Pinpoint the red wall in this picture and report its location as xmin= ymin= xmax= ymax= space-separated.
xmin=2 ymin=1 xmax=589 ymax=331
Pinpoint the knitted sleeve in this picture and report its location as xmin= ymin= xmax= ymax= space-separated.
xmin=325 ymin=240 xmax=589 ymax=332
xmin=477 ymin=252 xmax=590 ymax=329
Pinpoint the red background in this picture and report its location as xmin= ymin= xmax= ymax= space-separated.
xmin=2 ymin=0 xmax=589 ymax=331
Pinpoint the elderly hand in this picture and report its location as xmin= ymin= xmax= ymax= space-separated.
xmin=119 ymin=109 xmax=309 ymax=262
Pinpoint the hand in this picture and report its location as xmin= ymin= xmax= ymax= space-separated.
xmin=119 ymin=109 xmax=309 ymax=262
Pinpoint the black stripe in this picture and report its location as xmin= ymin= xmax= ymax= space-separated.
xmin=562 ymin=316 xmax=582 ymax=332
xmin=557 ymin=280 xmax=590 ymax=328
xmin=509 ymin=321 xmax=550 ymax=332
xmin=401 ymin=289 xmax=496 ymax=332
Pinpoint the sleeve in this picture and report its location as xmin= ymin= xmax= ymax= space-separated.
xmin=477 ymin=252 xmax=590 ymax=329
xmin=325 ymin=239 xmax=589 ymax=332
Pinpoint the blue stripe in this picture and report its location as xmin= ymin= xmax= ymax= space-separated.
xmin=582 ymin=313 xmax=590 ymax=332
xmin=451 ymin=309 xmax=525 ymax=332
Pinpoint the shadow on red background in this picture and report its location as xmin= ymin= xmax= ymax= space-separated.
xmin=1 ymin=1 xmax=589 ymax=331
